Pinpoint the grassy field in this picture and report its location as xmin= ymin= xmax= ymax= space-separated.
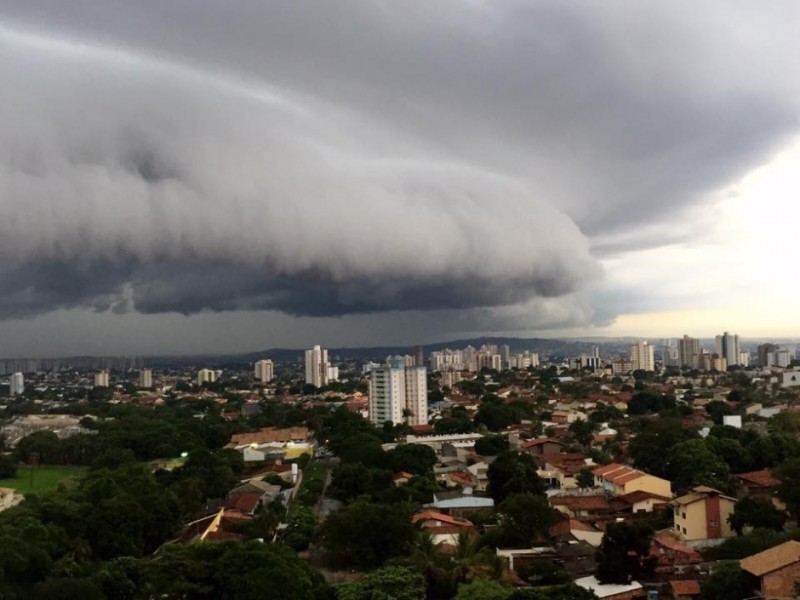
xmin=0 ymin=466 xmax=86 ymax=496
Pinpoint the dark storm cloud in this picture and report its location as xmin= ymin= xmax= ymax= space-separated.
xmin=0 ymin=1 xmax=799 ymax=334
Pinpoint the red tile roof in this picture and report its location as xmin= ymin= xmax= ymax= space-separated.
xmin=223 ymin=493 xmax=261 ymax=513
xmin=741 ymin=541 xmax=800 ymax=577
xmin=520 ymin=437 xmax=564 ymax=449
xmin=669 ymin=580 xmax=700 ymax=596
xmin=549 ymin=495 xmax=611 ymax=511
xmin=619 ymin=490 xmax=672 ymax=505
xmin=412 ymin=510 xmax=474 ymax=528
xmin=736 ymin=469 xmax=779 ymax=488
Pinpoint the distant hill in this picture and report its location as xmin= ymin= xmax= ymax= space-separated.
xmin=165 ymin=336 xmax=636 ymax=365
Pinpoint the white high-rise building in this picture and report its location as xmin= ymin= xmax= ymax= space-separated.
xmin=767 ymin=349 xmax=792 ymax=368
xmin=631 ymin=341 xmax=655 ymax=372
xmin=369 ymin=365 xmax=428 ymax=426
xmin=304 ymin=345 xmax=329 ymax=388
xmin=10 ymin=372 xmax=24 ymax=396
xmin=197 ymin=368 xmax=217 ymax=385
xmin=716 ymin=332 xmax=741 ymax=367
xmin=94 ymin=370 xmax=110 ymax=388
xmin=404 ymin=366 xmax=428 ymax=426
xmin=138 ymin=369 xmax=153 ymax=388
xmin=254 ymin=359 xmax=274 ymax=383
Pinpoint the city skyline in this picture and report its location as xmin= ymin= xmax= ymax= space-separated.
xmin=1 ymin=2 xmax=800 ymax=356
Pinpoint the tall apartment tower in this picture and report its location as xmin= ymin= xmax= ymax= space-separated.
xmin=10 ymin=372 xmax=24 ymax=396
xmin=716 ymin=332 xmax=741 ymax=367
xmin=369 ymin=365 xmax=428 ymax=426
xmin=631 ymin=341 xmax=655 ymax=372
xmin=197 ymin=368 xmax=217 ymax=385
xmin=254 ymin=359 xmax=274 ymax=383
xmin=678 ymin=335 xmax=702 ymax=369
xmin=138 ymin=369 xmax=153 ymax=388
xmin=94 ymin=370 xmax=110 ymax=388
xmin=304 ymin=345 xmax=329 ymax=388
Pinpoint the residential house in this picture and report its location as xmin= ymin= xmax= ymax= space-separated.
xmin=425 ymin=489 xmax=494 ymax=517
xmin=411 ymin=510 xmax=474 ymax=546
xmin=393 ymin=471 xmax=414 ymax=486
xmin=740 ymin=540 xmax=800 ymax=599
xmin=466 ymin=460 xmax=490 ymax=491
xmin=592 ymin=463 xmax=672 ymax=498
xmin=651 ymin=534 xmax=702 ymax=576
xmin=668 ymin=580 xmax=700 ymax=600
xmin=520 ymin=437 xmax=564 ymax=457
xmin=537 ymin=453 xmax=593 ymax=490
xmin=672 ymin=486 xmax=736 ymax=541
xmin=617 ymin=490 xmax=672 ymax=514
xmin=736 ymin=469 xmax=783 ymax=508
xmin=223 ymin=493 xmax=262 ymax=516
xmin=177 ymin=508 xmax=252 ymax=543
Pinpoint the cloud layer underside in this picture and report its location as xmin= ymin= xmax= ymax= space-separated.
xmin=1 ymin=0 xmax=799 ymax=324
xmin=0 ymin=25 xmax=598 ymax=318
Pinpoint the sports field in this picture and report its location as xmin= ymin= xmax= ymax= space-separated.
xmin=0 ymin=466 xmax=86 ymax=495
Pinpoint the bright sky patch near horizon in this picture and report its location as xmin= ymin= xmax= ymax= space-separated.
xmin=0 ymin=1 xmax=799 ymax=356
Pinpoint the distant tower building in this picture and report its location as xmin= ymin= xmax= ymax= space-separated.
xmin=197 ymin=368 xmax=217 ymax=385
xmin=766 ymin=348 xmax=791 ymax=368
xmin=10 ymin=372 xmax=24 ymax=396
xmin=414 ymin=346 xmax=424 ymax=368
xmin=138 ymin=369 xmax=153 ymax=388
xmin=500 ymin=344 xmax=511 ymax=367
xmin=715 ymin=332 xmax=741 ymax=367
xmin=758 ymin=344 xmax=778 ymax=367
xmin=678 ymin=335 xmax=702 ymax=369
xmin=631 ymin=341 xmax=655 ymax=372
xmin=327 ymin=365 xmax=339 ymax=382
xmin=254 ymin=359 xmax=274 ymax=383
xmin=304 ymin=345 xmax=329 ymax=388
xmin=369 ymin=365 xmax=428 ymax=426
xmin=94 ymin=370 xmax=110 ymax=388
xmin=703 ymin=354 xmax=728 ymax=372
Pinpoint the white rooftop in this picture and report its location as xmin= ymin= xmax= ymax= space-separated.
xmin=575 ymin=576 xmax=643 ymax=598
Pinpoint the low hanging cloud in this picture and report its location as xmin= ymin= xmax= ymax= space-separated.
xmin=0 ymin=22 xmax=598 ymax=319
xmin=1 ymin=0 xmax=800 ymax=338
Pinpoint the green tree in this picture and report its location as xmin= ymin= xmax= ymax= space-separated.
xmin=474 ymin=435 xmax=510 ymax=456
xmin=454 ymin=578 xmax=510 ymax=600
xmin=487 ymin=451 xmax=546 ymax=503
xmin=0 ymin=453 xmax=18 ymax=478
xmin=775 ymin=457 xmax=800 ymax=520
xmin=142 ymin=541 xmax=330 ymax=600
xmin=666 ymin=439 xmax=732 ymax=493
xmin=595 ymin=522 xmax=656 ymax=584
xmin=508 ymin=585 xmax=599 ymax=599
xmin=336 ymin=566 xmax=425 ymax=600
xmin=576 ymin=468 xmax=595 ymax=489
xmin=728 ymin=497 xmax=787 ymax=535
xmin=30 ymin=577 xmax=105 ymax=600
xmin=320 ymin=502 xmax=415 ymax=569
xmin=568 ymin=420 xmax=595 ymax=448
xmin=386 ymin=444 xmax=437 ymax=475
xmin=498 ymin=493 xmax=554 ymax=547
xmin=705 ymin=400 xmax=732 ymax=425
xmin=699 ymin=560 xmax=752 ymax=600
xmin=327 ymin=462 xmax=394 ymax=503
xmin=629 ymin=418 xmax=697 ymax=477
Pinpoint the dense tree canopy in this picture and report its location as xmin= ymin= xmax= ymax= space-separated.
xmin=487 ymin=451 xmax=546 ymax=503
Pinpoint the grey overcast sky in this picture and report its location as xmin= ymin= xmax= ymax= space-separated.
xmin=1 ymin=1 xmax=800 ymax=356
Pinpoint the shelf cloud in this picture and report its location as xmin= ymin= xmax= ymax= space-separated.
xmin=1 ymin=1 xmax=799 ymax=348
